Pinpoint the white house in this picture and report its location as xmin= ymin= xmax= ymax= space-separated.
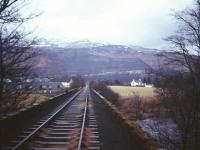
xmin=61 ymin=79 xmax=73 ymax=88
xmin=131 ymin=79 xmax=137 ymax=86
xmin=131 ymin=79 xmax=144 ymax=87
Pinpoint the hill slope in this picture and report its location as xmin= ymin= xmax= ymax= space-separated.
xmin=33 ymin=45 xmax=160 ymax=77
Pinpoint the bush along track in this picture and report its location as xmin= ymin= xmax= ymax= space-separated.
xmin=93 ymin=89 xmax=160 ymax=150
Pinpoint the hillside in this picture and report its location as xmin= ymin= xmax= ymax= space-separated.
xmin=33 ymin=44 xmax=161 ymax=78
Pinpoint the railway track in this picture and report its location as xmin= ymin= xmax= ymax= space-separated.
xmin=2 ymin=86 xmax=101 ymax=150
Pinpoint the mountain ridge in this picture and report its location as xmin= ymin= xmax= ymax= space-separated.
xmin=35 ymin=40 xmax=162 ymax=53
xmin=33 ymin=43 xmax=160 ymax=78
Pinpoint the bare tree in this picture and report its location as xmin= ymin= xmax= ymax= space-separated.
xmin=70 ymin=75 xmax=85 ymax=89
xmin=155 ymin=0 xmax=200 ymax=149
xmin=0 ymin=0 xmax=38 ymax=113
xmin=130 ymin=92 xmax=143 ymax=119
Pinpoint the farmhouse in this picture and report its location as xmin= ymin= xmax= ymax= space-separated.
xmin=61 ymin=79 xmax=73 ymax=88
xmin=130 ymin=79 xmax=154 ymax=88
xmin=131 ymin=79 xmax=144 ymax=87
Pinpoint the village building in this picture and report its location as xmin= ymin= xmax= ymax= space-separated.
xmin=130 ymin=79 xmax=153 ymax=87
xmin=131 ymin=79 xmax=144 ymax=87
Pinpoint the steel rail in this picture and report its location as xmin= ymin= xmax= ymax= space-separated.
xmin=12 ymin=89 xmax=82 ymax=150
xmin=77 ymin=94 xmax=88 ymax=150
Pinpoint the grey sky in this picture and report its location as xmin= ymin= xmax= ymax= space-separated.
xmin=27 ymin=0 xmax=194 ymax=49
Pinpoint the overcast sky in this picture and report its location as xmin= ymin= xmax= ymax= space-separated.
xmin=27 ymin=0 xmax=194 ymax=49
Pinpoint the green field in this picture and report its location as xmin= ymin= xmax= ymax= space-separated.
xmin=109 ymin=86 xmax=156 ymax=97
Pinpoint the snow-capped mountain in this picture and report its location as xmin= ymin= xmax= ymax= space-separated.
xmin=35 ymin=39 xmax=161 ymax=53
xmin=33 ymin=43 xmax=162 ymax=77
xmin=36 ymin=39 xmax=108 ymax=48
xmin=63 ymin=40 xmax=106 ymax=48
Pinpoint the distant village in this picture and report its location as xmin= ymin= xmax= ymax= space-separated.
xmin=4 ymin=77 xmax=73 ymax=94
xmin=4 ymin=76 xmax=154 ymax=95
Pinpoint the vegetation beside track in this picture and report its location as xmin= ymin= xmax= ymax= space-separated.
xmin=93 ymin=90 xmax=159 ymax=150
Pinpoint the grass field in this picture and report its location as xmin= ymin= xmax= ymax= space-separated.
xmin=109 ymin=86 xmax=156 ymax=97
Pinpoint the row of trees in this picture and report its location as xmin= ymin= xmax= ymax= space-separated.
xmin=0 ymin=0 xmax=38 ymax=113
xmin=70 ymin=75 xmax=85 ymax=88
xmin=90 ymin=80 xmax=119 ymax=104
